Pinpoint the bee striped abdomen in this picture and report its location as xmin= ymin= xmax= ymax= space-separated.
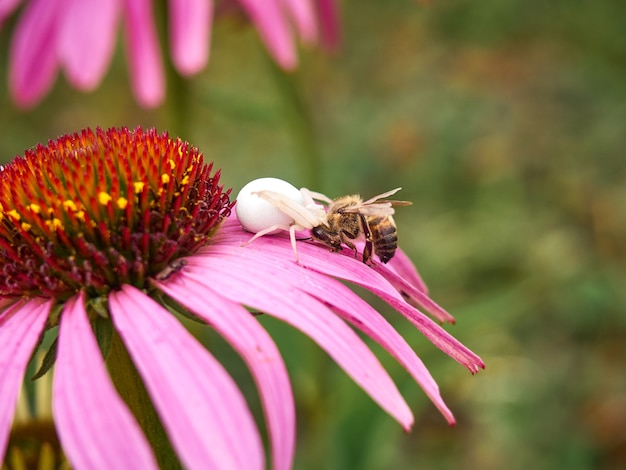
xmin=367 ymin=215 xmax=398 ymax=264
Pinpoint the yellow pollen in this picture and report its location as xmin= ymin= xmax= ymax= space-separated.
xmin=161 ymin=174 xmax=170 ymax=185
xmin=117 ymin=197 xmax=128 ymax=210
xmin=181 ymin=175 xmax=189 ymax=185
xmin=133 ymin=181 xmax=145 ymax=194
xmin=7 ymin=210 xmax=20 ymax=221
xmin=98 ymin=192 xmax=112 ymax=206
xmin=28 ymin=204 xmax=41 ymax=214
xmin=63 ymin=200 xmax=78 ymax=212
xmin=168 ymin=159 xmax=176 ymax=170
xmin=45 ymin=218 xmax=63 ymax=231
xmin=21 ymin=222 xmax=31 ymax=231
xmin=76 ymin=211 xmax=85 ymax=222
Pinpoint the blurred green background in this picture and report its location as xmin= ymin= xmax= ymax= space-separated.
xmin=2 ymin=0 xmax=625 ymax=469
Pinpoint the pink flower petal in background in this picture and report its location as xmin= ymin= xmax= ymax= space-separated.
xmin=8 ymin=0 xmax=61 ymax=107
xmin=0 ymin=0 xmax=22 ymax=24
xmin=109 ymin=286 xmax=264 ymax=470
xmin=3 ymin=0 xmax=340 ymax=107
xmin=315 ymin=0 xmax=340 ymax=50
xmin=157 ymin=276 xmax=296 ymax=470
xmin=52 ymin=293 xmax=158 ymax=469
xmin=58 ymin=0 xmax=120 ymax=90
xmin=281 ymin=0 xmax=318 ymax=44
xmin=169 ymin=0 xmax=212 ymax=74
xmin=183 ymin=249 xmax=415 ymax=430
xmin=0 ymin=299 xmax=50 ymax=459
xmin=121 ymin=0 xmax=165 ymax=107
xmin=238 ymin=0 xmax=298 ymax=69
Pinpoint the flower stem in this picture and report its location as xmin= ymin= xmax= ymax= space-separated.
xmin=266 ymin=58 xmax=322 ymax=189
xmin=106 ymin=330 xmax=182 ymax=469
xmin=166 ymin=66 xmax=192 ymax=139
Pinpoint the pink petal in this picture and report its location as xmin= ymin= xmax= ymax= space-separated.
xmin=52 ymin=292 xmax=157 ymax=469
xmin=156 ymin=275 xmax=295 ymax=470
xmin=168 ymin=0 xmax=212 ymax=75
xmin=58 ymin=0 xmax=120 ymax=90
xmin=315 ymin=0 xmax=340 ymax=50
xmin=0 ymin=297 xmax=19 ymax=318
xmin=0 ymin=299 xmax=50 ymax=459
xmin=8 ymin=0 xmax=61 ymax=108
xmin=214 ymin=215 xmax=484 ymax=374
xmin=121 ymin=0 xmax=164 ymax=107
xmin=190 ymin=244 xmax=455 ymax=424
xmin=372 ymin=262 xmax=456 ymax=324
xmin=182 ymin=251 xmax=414 ymax=431
xmin=297 ymin=250 xmax=485 ymax=373
xmin=109 ymin=286 xmax=264 ymax=470
xmin=0 ymin=0 xmax=22 ymax=25
xmin=387 ymin=247 xmax=429 ymax=294
xmin=238 ymin=0 xmax=297 ymax=69
xmin=280 ymin=0 xmax=317 ymax=43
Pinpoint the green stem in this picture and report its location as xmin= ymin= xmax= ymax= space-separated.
xmin=166 ymin=66 xmax=192 ymax=139
xmin=106 ymin=331 xmax=182 ymax=469
xmin=154 ymin=0 xmax=191 ymax=138
xmin=266 ymin=58 xmax=322 ymax=189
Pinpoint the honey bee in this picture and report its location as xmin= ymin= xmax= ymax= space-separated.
xmin=237 ymin=179 xmax=412 ymax=264
xmin=310 ymin=189 xmax=412 ymax=264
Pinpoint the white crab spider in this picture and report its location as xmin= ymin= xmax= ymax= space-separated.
xmin=236 ymin=178 xmax=406 ymax=263
xmin=235 ymin=177 xmax=329 ymax=261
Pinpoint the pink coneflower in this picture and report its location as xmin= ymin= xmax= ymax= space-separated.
xmin=0 ymin=0 xmax=340 ymax=108
xmin=0 ymin=127 xmax=483 ymax=469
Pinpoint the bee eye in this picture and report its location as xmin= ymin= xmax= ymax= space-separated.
xmin=311 ymin=226 xmax=325 ymax=239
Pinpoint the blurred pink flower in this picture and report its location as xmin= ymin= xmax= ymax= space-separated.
xmin=0 ymin=0 xmax=340 ymax=108
xmin=0 ymin=127 xmax=482 ymax=469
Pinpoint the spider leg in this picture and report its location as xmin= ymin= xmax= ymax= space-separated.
xmin=288 ymin=224 xmax=309 ymax=263
xmin=242 ymin=224 xmax=293 ymax=246
xmin=254 ymin=190 xmax=323 ymax=228
xmin=301 ymin=187 xmax=333 ymax=205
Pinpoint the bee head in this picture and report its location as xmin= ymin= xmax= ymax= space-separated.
xmin=311 ymin=225 xmax=342 ymax=250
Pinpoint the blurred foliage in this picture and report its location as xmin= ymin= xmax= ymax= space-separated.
xmin=1 ymin=0 xmax=625 ymax=469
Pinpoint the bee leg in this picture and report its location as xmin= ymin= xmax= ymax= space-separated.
xmin=362 ymin=240 xmax=375 ymax=265
xmin=341 ymin=238 xmax=359 ymax=259
xmin=359 ymin=214 xmax=374 ymax=265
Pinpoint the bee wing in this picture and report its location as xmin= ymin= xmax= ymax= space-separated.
xmin=341 ymin=202 xmax=396 ymax=217
xmin=362 ymin=187 xmax=402 ymax=205
xmin=386 ymin=200 xmax=413 ymax=207
xmin=342 ymin=187 xmax=412 ymax=216
xmin=254 ymin=189 xmax=325 ymax=228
